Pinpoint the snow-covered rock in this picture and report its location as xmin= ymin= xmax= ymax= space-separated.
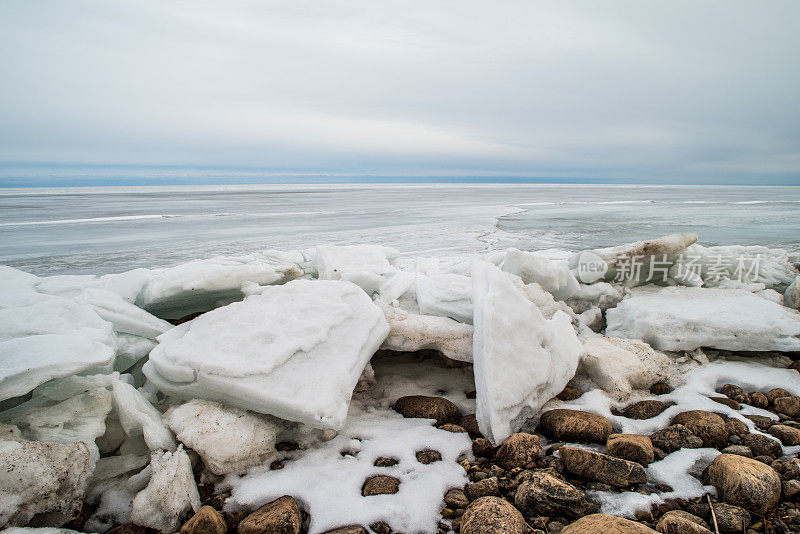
xmin=379 ymin=303 xmax=473 ymax=362
xmin=225 ymin=411 xmax=471 ymax=534
xmin=578 ymin=337 xmax=673 ymax=399
xmin=564 ymin=282 xmax=624 ymax=314
xmin=416 ymin=274 xmax=473 ymax=324
xmin=502 ymin=248 xmax=580 ymax=300
xmin=135 ymin=253 xmax=302 ymax=319
xmin=164 ymin=399 xmax=282 ymax=475
xmin=129 ymin=446 xmax=200 ymax=532
xmin=606 ymin=286 xmax=800 ymax=351
xmin=0 ymin=436 xmax=96 ymax=527
xmin=471 ymin=261 xmax=581 ymax=444
xmin=145 ymin=279 xmax=389 ymax=429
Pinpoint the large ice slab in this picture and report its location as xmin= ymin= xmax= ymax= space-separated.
xmin=135 ymin=253 xmax=303 ymax=319
xmin=606 ymin=286 xmax=800 ymax=351
xmin=145 ymin=280 xmax=389 ymax=428
xmin=471 ymin=261 xmax=581 ymax=444
xmin=578 ymin=337 xmax=673 ymax=399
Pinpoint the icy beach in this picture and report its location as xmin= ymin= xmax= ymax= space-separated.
xmin=2 ymin=222 xmax=800 ymax=534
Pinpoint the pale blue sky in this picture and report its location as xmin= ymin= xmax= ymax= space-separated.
xmin=1 ymin=1 xmax=798 ymax=185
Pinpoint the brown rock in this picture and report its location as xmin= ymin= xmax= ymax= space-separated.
xmin=710 ymin=502 xmax=750 ymax=534
xmin=464 ymin=476 xmax=500 ymax=500
xmin=368 ymin=521 xmax=391 ymax=534
xmin=650 ymin=424 xmax=703 ymax=452
xmin=623 ymin=400 xmax=670 ymax=420
xmin=720 ymin=384 xmax=747 ymax=403
xmin=444 ymin=488 xmax=469 ymax=509
xmin=721 ymin=445 xmax=753 ymax=458
xmin=494 ymin=433 xmax=542 ymax=469
xmin=774 ymin=395 xmax=800 ymax=417
xmin=557 ymin=386 xmax=583 ymax=401
xmin=560 ymin=513 xmax=658 ymax=533
xmin=393 ymin=395 xmax=461 ymax=425
xmin=743 ymin=434 xmax=781 ymax=458
xmin=106 ymin=524 xmax=149 ymax=534
xmin=415 ymin=449 xmax=442 ymax=464
xmin=322 ymin=527 xmax=368 ymax=534
xmin=237 ymin=496 xmax=302 ymax=534
xmin=373 ymin=457 xmax=398 ymax=467
xmin=438 ymin=423 xmax=467 ymax=433
xmin=182 ymin=506 xmax=227 ymax=534
xmin=711 ymin=397 xmax=741 ymax=410
xmin=769 ymin=424 xmax=800 ymax=445
xmin=671 ymin=411 xmax=728 ymax=448
xmin=458 ymin=414 xmax=481 ymax=435
xmin=560 ymin=446 xmax=647 ymax=487
xmin=745 ymin=414 xmax=775 ymax=430
xmin=749 ymin=392 xmax=769 ymax=409
xmin=783 ymin=479 xmax=800 ymax=500
xmin=460 ymin=496 xmax=532 ymax=534
xmin=514 ymin=470 xmax=597 ymax=519
xmin=724 ymin=417 xmax=749 ymax=437
xmin=766 ymin=388 xmax=791 ymax=404
xmin=606 ymin=434 xmax=655 ymax=466
xmin=472 ymin=438 xmax=496 ymax=457
xmin=656 ymin=510 xmax=711 ymax=534
xmin=539 ymin=409 xmax=613 ymax=443
xmin=703 ymin=454 xmax=781 ymax=515
xmin=361 ymin=475 xmax=400 ymax=496
xmin=650 ymin=382 xmax=672 ymax=395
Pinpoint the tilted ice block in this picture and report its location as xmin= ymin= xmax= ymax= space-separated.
xmin=502 ymin=248 xmax=580 ymax=300
xmin=0 ymin=335 xmax=114 ymax=402
xmin=76 ymin=288 xmax=172 ymax=339
xmin=145 ymin=280 xmax=389 ymax=429
xmin=416 ymin=273 xmax=474 ymax=324
xmin=683 ymin=244 xmax=799 ymax=291
xmin=472 ymin=261 xmax=581 ymax=445
xmin=378 ymin=302 xmax=473 ymax=362
xmin=135 ymin=253 xmax=303 ymax=319
xmin=129 ymin=446 xmax=200 ymax=533
xmin=111 ymin=380 xmax=176 ymax=452
xmin=606 ymin=286 xmax=800 ymax=351
xmin=568 ymin=233 xmax=698 ymax=285
xmin=787 ymin=276 xmax=800 ymax=310
xmin=578 ymin=337 xmax=673 ymax=400
xmin=164 ymin=399 xmax=282 ymax=475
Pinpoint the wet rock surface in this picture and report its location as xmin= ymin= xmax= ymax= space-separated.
xmin=539 ymin=409 xmax=613 ymax=443
xmin=560 ymin=446 xmax=647 ymax=487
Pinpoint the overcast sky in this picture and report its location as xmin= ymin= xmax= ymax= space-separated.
xmin=1 ymin=1 xmax=799 ymax=184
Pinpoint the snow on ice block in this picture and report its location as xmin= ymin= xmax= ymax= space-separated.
xmin=144 ymin=280 xmax=389 ymax=429
xmin=606 ymin=286 xmax=800 ymax=351
xmin=225 ymin=411 xmax=471 ymax=534
xmin=416 ymin=274 xmax=473 ymax=324
xmin=135 ymin=253 xmax=303 ymax=319
xmin=471 ymin=261 xmax=581 ymax=445
xmin=164 ymin=399 xmax=282 ymax=475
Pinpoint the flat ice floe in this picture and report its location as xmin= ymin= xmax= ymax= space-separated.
xmin=472 ymin=261 xmax=581 ymax=444
xmin=144 ymin=279 xmax=389 ymax=428
xmin=606 ymin=286 xmax=800 ymax=351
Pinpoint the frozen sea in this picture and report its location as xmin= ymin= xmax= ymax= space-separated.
xmin=1 ymin=183 xmax=798 ymax=275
